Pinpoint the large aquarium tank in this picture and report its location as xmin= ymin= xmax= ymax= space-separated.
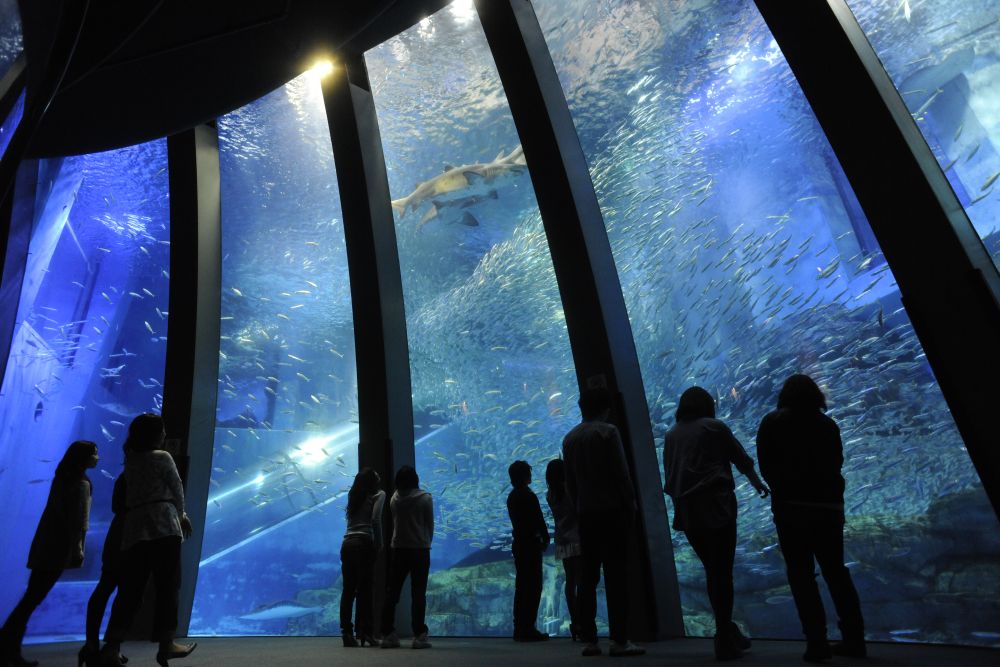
xmin=535 ymin=0 xmax=999 ymax=646
xmin=366 ymin=3 xmax=594 ymax=638
xmin=0 ymin=141 xmax=171 ymax=641
xmin=188 ymin=70 xmax=361 ymax=637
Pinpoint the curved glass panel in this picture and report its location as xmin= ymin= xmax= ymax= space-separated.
xmin=0 ymin=88 xmax=24 ymax=160
xmin=537 ymin=0 xmax=998 ymax=646
xmin=189 ymin=71 xmax=360 ymax=637
xmin=0 ymin=0 xmax=22 ymax=80
xmin=366 ymin=4 xmax=587 ymax=637
xmin=0 ymin=140 xmax=170 ymax=641
xmin=845 ymin=1 xmax=1000 ymax=270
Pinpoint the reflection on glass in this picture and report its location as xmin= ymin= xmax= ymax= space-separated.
xmin=0 ymin=88 xmax=23 ymax=160
xmin=0 ymin=0 xmax=22 ymax=81
xmin=189 ymin=72 xmax=360 ymax=637
xmin=367 ymin=6 xmax=589 ymax=637
xmin=846 ymin=1 xmax=1000 ymax=269
xmin=537 ymin=0 xmax=998 ymax=646
xmin=0 ymin=140 xmax=170 ymax=640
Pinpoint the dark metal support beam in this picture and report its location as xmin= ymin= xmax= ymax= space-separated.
xmin=475 ymin=0 xmax=683 ymax=640
xmin=753 ymin=0 xmax=1000 ymax=518
xmin=321 ymin=53 xmax=414 ymax=493
xmin=165 ymin=124 xmax=222 ymax=635
xmin=0 ymin=158 xmax=37 ymax=394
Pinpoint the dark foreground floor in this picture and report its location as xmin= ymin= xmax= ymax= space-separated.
xmin=21 ymin=637 xmax=1000 ymax=667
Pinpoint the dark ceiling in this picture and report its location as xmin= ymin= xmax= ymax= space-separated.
xmin=20 ymin=0 xmax=450 ymax=158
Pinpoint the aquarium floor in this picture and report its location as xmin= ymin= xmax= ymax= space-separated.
xmin=21 ymin=637 xmax=999 ymax=666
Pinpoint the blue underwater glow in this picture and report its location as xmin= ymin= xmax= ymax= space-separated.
xmin=535 ymin=0 xmax=999 ymax=646
xmin=0 ymin=141 xmax=170 ymax=641
xmin=188 ymin=71 xmax=360 ymax=637
xmin=0 ymin=87 xmax=23 ymax=160
xmin=846 ymin=0 xmax=1000 ymax=272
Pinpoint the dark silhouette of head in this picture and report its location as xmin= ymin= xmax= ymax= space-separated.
xmin=508 ymin=460 xmax=531 ymax=487
xmin=579 ymin=387 xmax=612 ymax=421
xmin=124 ymin=413 xmax=165 ymax=453
xmin=545 ymin=458 xmax=566 ymax=501
xmin=676 ymin=386 xmax=715 ymax=422
xmin=395 ymin=465 xmax=419 ymax=493
xmin=55 ymin=440 xmax=98 ymax=482
xmin=346 ymin=467 xmax=381 ymax=517
xmin=777 ymin=374 xmax=827 ymax=411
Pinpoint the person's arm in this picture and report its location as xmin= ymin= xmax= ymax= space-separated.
xmin=371 ymin=490 xmax=386 ymax=551
xmin=609 ymin=427 xmax=636 ymax=512
xmin=755 ymin=416 xmax=781 ymax=497
xmin=723 ymin=424 xmax=769 ymax=498
xmin=562 ymin=437 xmax=579 ymax=511
xmin=72 ymin=480 xmax=91 ymax=566
xmin=111 ymin=475 xmax=126 ymax=515
xmin=531 ymin=492 xmax=549 ymax=548
xmin=425 ymin=493 xmax=434 ymax=546
xmin=162 ymin=452 xmax=192 ymax=538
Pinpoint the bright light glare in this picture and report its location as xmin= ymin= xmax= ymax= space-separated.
xmin=449 ymin=0 xmax=475 ymax=23
xmin=253 ymin=473 xmax=265 ymax=485
xmin=311 ymin=59 xmax=335 ymax=77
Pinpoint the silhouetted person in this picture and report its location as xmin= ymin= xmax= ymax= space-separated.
xmin=663 ymin=386 xmax=769 ymax=661
xmin=379 ymin=466 xmax=433 ymax=650
xmin=545 ymin=459 xmax=581 ymax=641
xmin=81 ymin=473 xmax=127 ymax=667
xmin=340 ymin=467 xmax=385 ymax=647
xmin=561 ymin=387 xmax=644 ymax=657
xmin=756 ymin=375 xmax=865 ymax=662
xmin=0 ymin=441 xmax=98 ymax=667
xmin=507 ymin=460 xmax=550 ymax=642
xmin=99 ymin=414 xmax=195 ymax=667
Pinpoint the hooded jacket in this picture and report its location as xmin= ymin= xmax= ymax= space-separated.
xmin=389 ymin=488 xmax=434 ymax=549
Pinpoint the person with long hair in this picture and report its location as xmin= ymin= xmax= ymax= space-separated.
xmin=663 ymin=387 xmax=769 ymax=661
xmin=98 ymin=414 xmax=195 ymax=667
xmin=339 ymin=467 xmax=385 ymax=647
xmin=0 ymin=440 xmax=98 ymax=667
xmin=544 ymin=458 xmax=581 ymax=641
xmin=756 ymin=375 xmax=865 ymax=662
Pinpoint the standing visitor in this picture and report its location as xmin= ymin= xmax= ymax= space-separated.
xmin=562 ymin=387 xmax=645 ymax=657
xmin=545 ymin=458 xmax=582 ymax=641
xmin=506 ymin=460 xmax=550 ymax=642
xmin=757 ymin=375 xmax=865 ymax=663
xmin=663 ymin=386 xmax=769 ymax=661
xmin=339 ymin=467 xmax=385 ymax=647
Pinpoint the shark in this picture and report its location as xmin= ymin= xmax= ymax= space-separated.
xmin=390 ymin=145 xmax=527 ymax=229
xmin=238 ymin=600 xmax=324 ymax=621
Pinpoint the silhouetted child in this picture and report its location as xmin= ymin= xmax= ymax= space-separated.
xmin=545 ymin=459 xmax=582 ymax=640
xmin=507 ymin=460 xmax=550 ymax=642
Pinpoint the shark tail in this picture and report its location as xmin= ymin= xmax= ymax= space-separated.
xmin=390 ymin=198 xmax=406 ymax=217
xmin=507 ymin=144 xmax=526 ymax=166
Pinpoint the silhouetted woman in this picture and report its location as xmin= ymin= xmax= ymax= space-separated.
xmin=756 ymin=375 xmax=865 ymax=663
xmin=0 ymin=440 xmax=98 ymax=667
xmin=545 ymin=459 xmax=581 ymax=640
xmin=663 ymin=387 xmax=768 ymax=661
xmin=339 ymin=467 xmax=385 ymax=647
xmin=80 ymin=472 xmax=127 ymax=667
xmin=99 ymin=414 xmax=195 ymax=667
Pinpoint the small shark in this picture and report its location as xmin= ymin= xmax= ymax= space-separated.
xmin=238 ymin=600 xmax=324 ymax=621
xmin=391 ymin=145 xmax=527 ymax=228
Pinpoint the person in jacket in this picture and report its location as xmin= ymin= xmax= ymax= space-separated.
xmin=545 ymin=458 xmax=581 ymax=641
xmin=99 ymin=414 xmax=195 ymax=667
xmin=561 ymin=387 xmax=644 ymax=657
xmin=80 ymin=473 xmax=127 ymax=667
xmin=339 ymin=467 xmax=385 ymax=647
xmin=663 ymin=386 xmax=769 ymax=661
xmin=379 ymin=466 xmax=433 ymax=650
xmin=757 ymin=375 xmax=865 ymax=662
xmin=506 ymin=460 xmax=550 ymax=642
xmin=0 ymin=441 xmax=98 ymax=667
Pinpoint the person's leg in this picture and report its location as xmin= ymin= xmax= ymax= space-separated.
xmin=355 ymin=540 xmax=377 ymax=639
xmin=812 ymin=516 xmax=864 ymax=647
xmin=602 ymin=510 xmax=630 ymax=646
xmin=85 ymin=569 xmax=119 ymax=649
xmin=104 ymin=542 xmax=151 ymax=645
xmin=379 ymin=549 xmax=408 ymax=636
xmin=340 ymin=540 xmax=361 ymax=635
xmin=1 ymin=569 xmax=62 ymax=658
xmin=775 ymin=518 xmax=827 ymax=641
xmin=512 ymin=549 xmax=527 ymax=635
xmin=410 ymin=549 xmax=430 ymax=637
xmin=562 ymin=555 xmax=581 ymax=634
xmin=576 ymin=513 xmax=602 ymax=645
xmin=148 ymin=536 xmax=182 ymax=645
xmin=526 ymin=548 xmax=543 ymax=634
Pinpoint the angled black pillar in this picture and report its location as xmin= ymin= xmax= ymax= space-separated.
xmin=0 ymin=157 xmax=37 ymax=394
xmin=475 ymin=0 xmax=683 ymax=640
xmin=321 ymin=56 xmax=415 ymax=494
xmin=321 ymin=54 xmax=415 ymax=632
xmin=165 ymin=124 xmax=222 ymax=635
xmin=753 ymin=0 xmax=1000 ymax=519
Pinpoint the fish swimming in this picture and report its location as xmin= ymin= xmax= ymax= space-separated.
xmin=237 ymin=600 xmax=324 ymax=621
xmin=391 ymin=146 xmax=527 ymax=228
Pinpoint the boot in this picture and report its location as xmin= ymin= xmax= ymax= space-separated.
xmin=803 ymin=639 xmax=832 ymax=663
xmin=713 ymin=631 xmax=743 ymax=661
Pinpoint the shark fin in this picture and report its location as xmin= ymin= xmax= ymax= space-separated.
xmin=463 ymin=171 xmax=485 ymax=184
xmin=459 ymin=212 xmax=480 ymax=227
xmin=495 ymin=149 xmax=505 ymax=161
xmin=443 ymin=164 xmax=455 ymax=172
xmin=418 ymin=205 xmax=439 ymax=229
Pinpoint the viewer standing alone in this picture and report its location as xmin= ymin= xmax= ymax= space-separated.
xmin=561 ymin=387 xmax=645 ymax=657
xmin=506 ymin=460 xmax=550 ymax=642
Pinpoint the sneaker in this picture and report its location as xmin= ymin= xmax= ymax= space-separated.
xmin=830 ymin=640 xmax=866 ymax=658
xmin=411 ymin=633 xmax=432 ymax=649
xmin=581 ymin=642 xmax=602 ymax=656
xmin=803 ymin=639 xmax=832 ymax=663
xmin=609 ymin=640 xmax=646 ymax=657
xmin=380 ymin=632 xmax=400 ymax=649
xmin=522 ymin=630 xmax=549 ymax=643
